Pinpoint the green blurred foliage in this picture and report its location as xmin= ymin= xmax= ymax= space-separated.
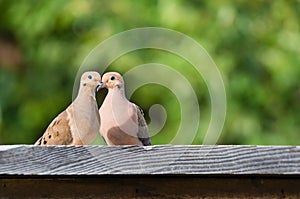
xmin=0 ymin=0 xmax=299 ymax=145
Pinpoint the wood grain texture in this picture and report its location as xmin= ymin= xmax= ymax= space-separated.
xmin=1 ymin=145 xmax=300 ymax=198
xmin=0 ymin=145 xmax=299 ymax=175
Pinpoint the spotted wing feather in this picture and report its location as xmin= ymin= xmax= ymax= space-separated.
xmin=35 ymin=109 xmax=73 ymax=145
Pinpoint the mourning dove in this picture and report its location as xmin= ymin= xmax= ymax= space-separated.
xmin=99 ymin=72 xmax=151 ymax=146
xmin=35 ymin=71 xmax=101 ymax=146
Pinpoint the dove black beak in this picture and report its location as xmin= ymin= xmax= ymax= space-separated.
xmin=96 ymin=84 xmax=101 ymax=92
xmin=96 ymin=81 xmax=103 ymax=92
xmin=96 ymin=81 xmax=106 ymax=92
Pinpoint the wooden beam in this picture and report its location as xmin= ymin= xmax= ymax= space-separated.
xmin=1 ymin=176 xmax=300 ymax=198
xmin=0 ymin=145 xmax=300 ymax=198
xmin=0 ymin=145 xmax=299 ymax=175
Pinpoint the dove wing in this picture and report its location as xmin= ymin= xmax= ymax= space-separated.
xmin=134 ymin=104 xmax=151 ymax=146
xmin=35 ymin=107 xmax=74 ymax=145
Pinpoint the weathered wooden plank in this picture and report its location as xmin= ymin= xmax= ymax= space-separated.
xmin=0 ymin=145 xmax=299 ymax=175
xmin=1 ymin=145 xmax=300 ymax=198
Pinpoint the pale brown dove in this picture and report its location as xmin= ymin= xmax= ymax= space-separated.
xmin=35 ymin=71 xmax=101 ymax=146
xmin=99 ymin=72 xmax=151 ymax=146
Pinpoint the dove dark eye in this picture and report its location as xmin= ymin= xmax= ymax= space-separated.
xmin=88 ymin=75 xmax=93 ymax=79
xmin=110 ymin=76 xmax=115 ymax=81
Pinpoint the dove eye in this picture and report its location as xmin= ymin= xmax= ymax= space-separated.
xmin=110 ymin=76 xmax=116 ymax=81
xmin=88 ymin=75 xmax=93 ymax=79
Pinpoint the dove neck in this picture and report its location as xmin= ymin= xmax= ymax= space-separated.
xmin=76 ymin=86 xmax=96 ymax=102
xmin=109 ymin=87 xmax=126 ymax=99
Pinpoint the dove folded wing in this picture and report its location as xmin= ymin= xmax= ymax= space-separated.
xmin=134 ymin=104 xmax=151 ymax=146
xmin=35 ymin=107 xmax=74 ymax=145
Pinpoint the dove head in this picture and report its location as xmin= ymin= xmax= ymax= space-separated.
xmin=80 ymin=71 xmax=102 ymax=92
xmin=100 ymin=72 xmax=124 ymax=90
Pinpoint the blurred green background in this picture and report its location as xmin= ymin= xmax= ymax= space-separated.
xmin=0 ymin=0 xmax=299 ymax=145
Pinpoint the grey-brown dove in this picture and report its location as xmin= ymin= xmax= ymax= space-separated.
xmin=99 ymin=72 xmax=151 ymax=146
xmin=35 ymin=71 xmax=101 ymax=146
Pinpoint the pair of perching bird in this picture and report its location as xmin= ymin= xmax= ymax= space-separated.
xmin=35 ymin=71 xmax=151 ymax=146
